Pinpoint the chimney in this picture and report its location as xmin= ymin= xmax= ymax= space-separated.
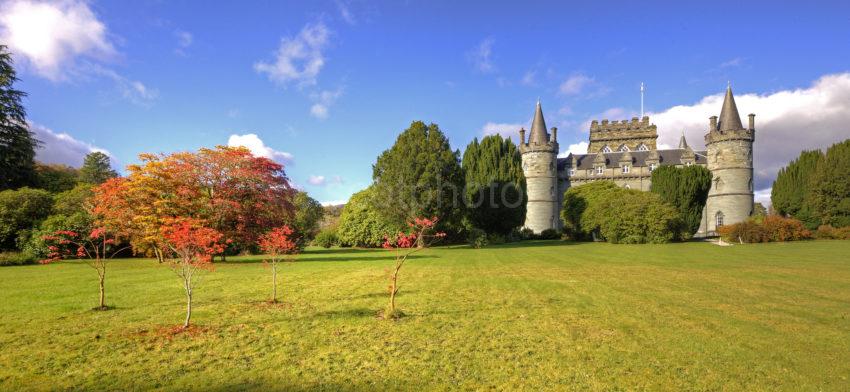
xmin=551 ymin=127 xmax=558 ymax=143
xmin=519 ymin=127 xmax=526 ymax=145
xmin=748 ymin=113 xmax=755 ymax=130
xmin=710 ymin=116 xmax=718 ymax=131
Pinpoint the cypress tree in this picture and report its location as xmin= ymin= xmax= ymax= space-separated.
xmin=650 ymin=164 xmax=712 ymax=239
xmin=771 ymin=149 xmax=823 ymax=226
xmin=461 ymin=135 xmax=526 ymax=235
xmin=0 ymin=45 xmax=39 ymax=190
xmin=806 ymin=139 xmax=850 ymax=227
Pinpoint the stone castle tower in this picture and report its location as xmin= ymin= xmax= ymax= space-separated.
xmin=699 ymin=86 xmax=756 ymax=235
xmin=519 ymin=102 xmax=559 ymax=233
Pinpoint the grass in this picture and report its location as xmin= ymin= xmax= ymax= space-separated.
xmin=1 ymin=240 xmax=849 ymax=390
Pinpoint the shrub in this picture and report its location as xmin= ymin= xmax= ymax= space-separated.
xmin=313 ymin=228 xmax=339 ymax=248
xmin=717 ymin=220 xmax=767 ymax=243
xmin=815 ymin=225 xmax=850 ymax=240
xmin=24 ymin=212 xmax=93 ymax=259
xmin=539 ymin=228 xmax=561 ymax=240
xmin=0 ymin=187 xmax=54 ymax=250
xmin=466 ymin=228 xmax=488 ymax=249
xmin=519 ymin=227 xmax=536 ymax=240
xmin=718 ymin=216 xmax=812 ymax=243
xmin=487 ymin=233 xmax=507 ymax=245
xmin=337 ymin=186 xmax=402 ymax=247
xmin=0 ymin=251 xmax=34 ymax=266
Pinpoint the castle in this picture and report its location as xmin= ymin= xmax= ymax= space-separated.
xmin=519 ymin=86 xmax=755 ymax=237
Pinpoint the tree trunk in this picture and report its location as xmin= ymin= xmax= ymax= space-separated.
xmin=388 ymin=267 xmax=399 ymax=315
xmin=154 ymin=248 xmax=164 ymax=263
xmin=98 ymin=273 xmax=106 ymax=309
xmin=183 ymin=279 xmax=192 ymax=329
xmin=271 ymin=262 xmax=278 ymax=303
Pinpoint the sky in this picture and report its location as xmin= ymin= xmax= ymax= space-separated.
xmin=2 ymin=0 xmax=850 ymax=205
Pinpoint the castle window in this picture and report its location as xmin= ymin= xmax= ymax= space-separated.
xmin=618 ymin=145 xmax=630 ymax=152
xmin=685 ymin=161 xmax=693 ymax=166
xmin=602 ymin=145 xmax=612 ymax=153
xmin=622 ymin=165 xmax=630 ymax=174
xmin=748 ymin=179 xmax=753 ymax=192
xmin=715 ymin=211 xmax=724 ymax=228
xmin=637 ymin=144 xmax=649 ymax=151
xmin=569 ymin=169 xmax=576 ymax=176
xmin=714 ymin=177 xmax=723 ymax=191
xmin=649 ymin=163 xmax=657 ymax=172
xmin=549 ymin=186 xmax=554 ymax=197
xmin=596 ymin=166 xmax=604 ymax=175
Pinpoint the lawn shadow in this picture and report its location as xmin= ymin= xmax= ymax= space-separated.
xmin=314 ymin=307 xmax=378 ymax=319
xmin=349 ymin=290 xmax=417 ymax=299
xmin=224 ymin=255 xmax=429 ymax=264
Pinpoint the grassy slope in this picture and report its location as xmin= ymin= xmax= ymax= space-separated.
xmin=1 ymin=241 xmax=849 ymax=391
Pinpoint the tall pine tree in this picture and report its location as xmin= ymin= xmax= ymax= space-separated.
xmin=771 ymin=149 xmax=823 ymax=226
xmin=0 ymin=45 xmax=39 ymax=190
xmin=649 ymin=164 xmax=712 ymax=239
xmin=806 ymin=139 xmax=850 ymax=227
xmin=79 ymin=152 xmax=118 ymax=184
xmin=461 ymin=135 xmax=526 ymax=234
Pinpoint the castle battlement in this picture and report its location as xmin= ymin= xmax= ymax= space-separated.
xmin=588 ymin=116 xmax=658 ymax=153
xmin=705 ymin=128 xmax=755 ymax=145
xmin=590 ymin=116 xmax=651 ymax=132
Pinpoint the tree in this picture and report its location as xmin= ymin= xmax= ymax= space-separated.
xmin=461 ymin=135 xmax=526 ymax=235
xmin=807 ymin=140 xmax=850 ymax=227
xmin=381 ymin=216 xmax=445 ymax=318
xmin=0 ymin=45 xmax=38 ymax=190
xmin=160 ymin=219 xmax=224 ymax=329
xmin=79 ymin=152 xmax=118 ymax=185
xmin=337 ymin=186 xmax=402 ymax=247
xmin=0 ymin=187 xmax=53 ymax=250
xmin=258 ymin=226 xmax=300 ymax=303
xmin=649 ymin=165 xmax=712 ymax=239
xmin=53 ymin=184 xmax=94 ymax=216
xmin=771 ymin=149 xmax=823 ymax=226
xmin=372 ymin=121 xmax=464 ymax=234
xmin=40 ymin=227 xmax=129 ymax=310
xmin=290 ymin=191 xmax=324 ymax=244
xmin=35 ymin=163 xmax=79 ymax=193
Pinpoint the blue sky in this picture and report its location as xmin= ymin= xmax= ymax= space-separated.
xmin=4 ymin=0 xmax=850 ymax=204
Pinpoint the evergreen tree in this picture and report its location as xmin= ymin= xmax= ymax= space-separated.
xmin=461 ymin=135 xmax=526 ymax=234
xmin=79 ymin=152 xmax=118 ymax=184
xmin=372 ymin=121 xmax=464 ymax=232
xmin=649 ymin=164 xmax=712 ymax=239
xmin=290 ymin=191 xmax=324 ymax=241
xmin=807 ymin=139 xmax=850 ymax=227
xmin=771 ymin=149 xmax=823 ymax=226
xmin=0 ymin=45 xmax=39 ymax=190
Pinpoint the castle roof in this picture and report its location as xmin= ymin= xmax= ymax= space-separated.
xmin=718 ymin=86 xmax=744 ymax=131
xmin=678 ymin=132 xmax=689 ymax=149
xmin=559 ymin=148 xmax=707 ymax=171
xmin=528 ymin=101 xmax=549 ymax=145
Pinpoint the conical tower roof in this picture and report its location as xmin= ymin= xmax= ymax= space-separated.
xmin=528 ymin=101 xmax=549 ymax=145
xmin=678 ymin=131 xmax=689 ymax=149
xmin=718 ymin=86 xmax=744 ymax=131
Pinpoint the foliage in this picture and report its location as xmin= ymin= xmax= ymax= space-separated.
xmin=466 ymin=227 xmax=488 ymax=249
xmin=160 ymin=218 xmax=225 ymax=328
xmin=718 ymin=216 xmax=812 ymax=243
xmin=52 ymin=184 xmax=94 ymax=216
xmin=0 ymin=251 xmax=34 ymax=266
xmin=372 ymin=121 xmax=464 ymax=234
xmin=35 ymin=163 xmax=79 ymax=193
xmin=0 ymin=45 xmax=38 ymax=191
xmin=461 ymin=135 xmax=526 ymax=235
xmin=771 ymin=149 xmax=823 ymax=227
xmin=519 ymin=227 xmax=536 ymax=240
xmin=815 ymin=225 xmax=850 ymax=240
xmin=806 ymin=139 xmax=850 ymax=228
xmin=562 ymin=181 xmax=682 ymax=244
xmin=258 ymin=226 xmax=300 ymax=303
xmin=381 ymin=216 xmax=445 ymax=318
xmin=312 ymin=228 xmax=338 ymax=248
xmin=0 ymin=187 xmax=53 ymax=250
xmin=751 ymin=202 xmax=768 ymax=223
xmin=290 ymin=191 xmax=324 ymax=243
xmin=24 ymin=212 xmax=93 ymax=260
xmin=650 ymin=164 xmax=712 ymax=238
xmin=538 ymin=228 xmax=561 ymax=240
xmin=40 ymin=226 xmax=128 ymax=309
xmin=337 ymin=186 xmax=402 ymax=247
xmin=96 ymin=146 xmax=295 ymax=259
xmin=79 ymin=152 xmax=118 ymax=185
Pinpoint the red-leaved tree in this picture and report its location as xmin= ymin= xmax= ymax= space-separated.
xmin=258 ymin=225 xmax=301 ymax=303
xmin=382 ymin=216 xmax=445 ymax=318
xmin=160 ymin=219 xmax=225 ymax=328
xmin=41 ymin=227 xmax=130 ymax=310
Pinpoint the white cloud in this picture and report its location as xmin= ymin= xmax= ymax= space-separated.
xmin=480 ymin=122 xmax=523 ymax=141
xmin=174 ymin=30 xmax=192 ymax=56
xmin=0 ymin=0 xmax=115 ymax=81
xmin=719 ymin=57 xmax=743 ymax=68
xmin=30 ymin=122 xmax=111 ymax=168
xmin=468 ymin=38 xmax=495 ymax=74
xmin=307 ymin=175 xmax=343 ymax=187
xmin=336 ymin=0 xmax=356 ymax=25
xmin=520 ymin=70 xmax=537 ymax=86
xmin=558 ymin=141 xmax=589 ymax=158
xmin=90 ymin=65 xmax=158 ymax=105
xmin=227 ymin=133 xmax=293 ymax=164
xmin=645 ymin=72 xmax=850 ymax=192
xmin=754 ymin=188 xmax=772 ymax=206
xmin=254 ymin=22 xmax=330 ymax=87
xmin=558 ymin=73 xmax=593 ymax=96
xmin=309 ymin=87 xmax=343 ymax=119
xmin=320 ymin=199 xmax=348 ymax=206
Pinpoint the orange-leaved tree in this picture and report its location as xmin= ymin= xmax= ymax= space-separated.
xmin=382 ymin=216 xmax=445 ymax=318
xmin=160 ymin=218 xmax=225 ymax=329
xmin=40 ymin=226 xmax=130 ymax=310
xmin=258 ymin=225 xmax=301 ymax=303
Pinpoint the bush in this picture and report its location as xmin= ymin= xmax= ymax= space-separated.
xmin=0 ymin=251 xmax=35 ymax=266
xmin=519 ymin=227 xmax=536 ymax=240
xmin=466 ymin=228 xmax=488 ymax=249
xmin=815 ymin=225 xmax=850 ymax=240
xmin=718 ymin=216 xmax=812 ymax=243
xmin=313 ymin=228 xmax=339 ymax=248
xmin=0 ymin=187 xmax=54 ymax=250
xmin=487 ymin=233 xmax=507 ymax=245
xmin=337 ymin=186 xmax=403 ymax=247
xmin=539 ymin=228 xmax=561 ymax=240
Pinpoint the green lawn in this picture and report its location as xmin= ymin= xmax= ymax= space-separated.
xmin=1 ymin=241 xmax=849 ymax=391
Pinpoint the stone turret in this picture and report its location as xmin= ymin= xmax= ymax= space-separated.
xmin=520 ymin=101 xmax=559 ymax=233
xmin=698 ymin=86 xmax=755 ymax=236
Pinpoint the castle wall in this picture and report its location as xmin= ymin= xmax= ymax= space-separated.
xmin=523 ymin=151 xmax=559 ymax=233
xmin=588 ymin=117 xmax=658 ymax=153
